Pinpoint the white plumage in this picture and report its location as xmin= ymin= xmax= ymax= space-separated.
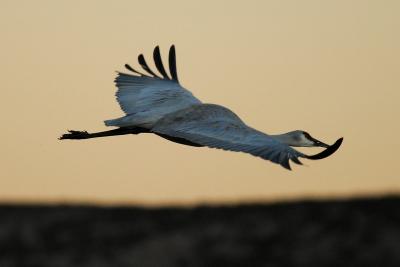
xmin=105 ymin=75 xmax=200 ymax=128
xmin=61 ymin=45 xmax=343 ymax=170
xmin=152 ymin=104 xmax=304 ymax=169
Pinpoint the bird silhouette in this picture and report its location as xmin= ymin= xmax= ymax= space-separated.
xmin=60 ymin=45 xmax=343 ymax=170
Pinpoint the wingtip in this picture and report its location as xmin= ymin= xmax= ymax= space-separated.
xmin=291 ymin=157 xmax=303 ymax=165
xmin=137 ymin=53 xmax=162 ymax=78
xmin=169 ymin=45 xmax=176 ymax=57
xmin=138 ymin=54 xmax=145 ymax=62
xmin=168 ymin=45 xmax=179 ymax=82
xmin=284 ymin=164 xmax=292 ymax=171
xmin=124 ymin=63 xmax=133 ymax=71
xmin=281 ymin=159 xmax=292 ymax=170
xmin=153 ymin=45 xmax=171 ymax=79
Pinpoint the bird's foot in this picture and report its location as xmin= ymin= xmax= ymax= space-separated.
xmin=59 ymin=130 xmax=90 ymax=140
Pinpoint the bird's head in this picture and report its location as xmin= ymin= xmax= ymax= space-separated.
xmin=285 ymin=130 xmax=329 ymax=148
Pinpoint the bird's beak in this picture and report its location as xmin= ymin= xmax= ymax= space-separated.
xmin=305 ymin=137 xmax=343 ymax=160
xmin=310 ymin=137 xmax=329 ymax=148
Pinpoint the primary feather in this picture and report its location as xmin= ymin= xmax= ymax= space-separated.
xmin=104 ymin=46 xmax=201 ymax=128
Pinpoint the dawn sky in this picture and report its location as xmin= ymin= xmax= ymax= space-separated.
xmin=1 ymin=0 xmax=399 ymax=205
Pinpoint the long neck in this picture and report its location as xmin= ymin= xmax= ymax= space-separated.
xmin=270 ymin=132 xmax=295 ymax=146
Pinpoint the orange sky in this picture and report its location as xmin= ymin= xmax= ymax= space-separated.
xmin=1 ymin=1 xmax=399 ymax=205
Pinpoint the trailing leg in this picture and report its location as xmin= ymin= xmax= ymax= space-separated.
xmin=59 ymin=127 xmax=149 ymax=140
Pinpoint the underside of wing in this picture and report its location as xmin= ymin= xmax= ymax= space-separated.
xmin=114 ymin=45 xmax=201 ymax=116
xmin=151 ymin=104 xmax=304 ymax=170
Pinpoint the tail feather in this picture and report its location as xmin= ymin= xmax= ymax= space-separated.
xmin=104 ymin=119 xmax=118 ymax=127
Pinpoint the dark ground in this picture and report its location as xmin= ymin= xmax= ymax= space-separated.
xmin=0 ymin=196 xmax=399 ymax=267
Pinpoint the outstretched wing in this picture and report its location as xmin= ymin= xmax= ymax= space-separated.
xmin=115 ymin=45 xmax=201 ymax=116
xmin=151 ymin=104 xmax=305 ymax=170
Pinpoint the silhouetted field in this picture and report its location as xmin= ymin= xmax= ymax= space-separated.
xmin=0 ymin=196 xmax=399 ymax=267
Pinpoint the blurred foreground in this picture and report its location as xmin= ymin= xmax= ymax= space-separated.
xmin=1 ymin=196 xmax=399 ymax=267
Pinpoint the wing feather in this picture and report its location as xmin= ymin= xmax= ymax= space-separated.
xmin=124 ymin=64 xmax=150 ymax=77
xmin=138 ymin=54 xmax=161 ymax=78
xmin=169 ymin=45 xmax=179 ymax=82
xmin=152 ymin=104 xmax=304 ymax=169
xmin=114 ymin=73 xmax=200 ymax=115
xmin=113 ymin=46 xmax=201 ymax=117
xmin=153 ymin=46 xmax=170 ymax=79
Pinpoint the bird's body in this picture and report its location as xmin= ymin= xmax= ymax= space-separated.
xmin=60 ymin=45 xmax=343 ymax=170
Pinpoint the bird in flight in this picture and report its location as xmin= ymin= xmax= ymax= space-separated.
xmin=60 ymin=45 xmax=343 ymax=170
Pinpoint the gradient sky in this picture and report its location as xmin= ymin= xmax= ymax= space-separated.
xmin=1 ymin=1 xmax=399 ymax=205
